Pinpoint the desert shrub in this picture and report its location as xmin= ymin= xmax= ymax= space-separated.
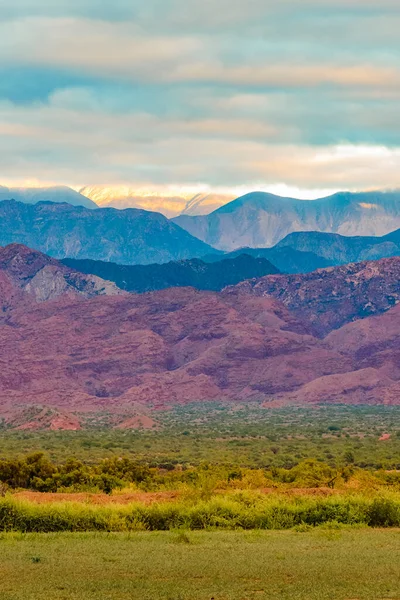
xmin=367 ymin=498 xmax=400 ymax=527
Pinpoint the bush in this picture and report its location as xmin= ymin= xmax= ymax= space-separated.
xmin=367 ymin=498 xmax=400 ymax=527
xmin=1 ymin=492 xmax=399 ymax=533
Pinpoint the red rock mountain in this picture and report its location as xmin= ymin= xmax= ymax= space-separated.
xmin=229 ymin=257 xmax=400 ymax=336
xmin=1 ymin=245 xmax=400 ymax=428
xmin=0 ymin=244 xmax=121 ymax=310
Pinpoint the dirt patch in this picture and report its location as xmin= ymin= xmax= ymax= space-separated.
xmin=13 ymin=490 xmax=181 ymax=505
xmin=115 ymin=415 xmax=158 ymax=430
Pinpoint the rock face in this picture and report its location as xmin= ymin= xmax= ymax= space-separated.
xmin=0 ymin=276 xmax=349 ymax=413
xmin=0 ymin=185 xmax=96 ymax=209
xmin=2 ymin=247 xmax=400 ymax=426
xmin=62 ymin=254 xmax=279 ymax=293
xmin=0 ymin=200 xmax=215 ymax=264
xmin=173 ymin=190 xmax=400 ymax=250
xmin=0 ymin=244 xmax=122 ymax=311
xmin=229 ymin=257 xmax=400 ymax=337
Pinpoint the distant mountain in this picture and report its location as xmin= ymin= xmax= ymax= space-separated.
xmin=80 ymin=186 xmax=233 ymax=217
xmin=181 ymin=192 xmax=235 ymax=216
xmin=0 ymin=185 xmax=96 ymax=209
xmin=0 ymin=200 xmax=215 ymax=264
xmin=173 ymin=190 xmax=400 ymax=250
xmin=201 ymin=226 xmax=400 ymax=273
xmin=276 ymin=229 xmax=400 ymax=265
xmin=202 ymin=247 xmax=331 ymax=273
xmin=62 ymin=254 xmax=279 ymax=293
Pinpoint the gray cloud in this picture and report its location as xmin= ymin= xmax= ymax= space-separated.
xmin=0 ymin=1 xmax=399 ymax=193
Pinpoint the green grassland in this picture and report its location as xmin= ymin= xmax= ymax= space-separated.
xmin=1 ymin=404 xmax=400 ymax=470
xmin=1 ymin=529 xmax=399 ymax=600
xmin=1 ymin=405 xmax=399 ymax=598
xmin=0 ymin=404 xmax=399 ymax=533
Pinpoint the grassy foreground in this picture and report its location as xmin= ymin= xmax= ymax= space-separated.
xmin=1 ymin=492 xmax=400 ymax=532
xmin=0 ymin=529 xmax=399 ymax=600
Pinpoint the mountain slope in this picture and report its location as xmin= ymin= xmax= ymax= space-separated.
xmin=0 ymin=244 xmax=121 ymax=309
xmin=173 ymin=190 xmax=400 ymax=250
xmin=0 ymin=260 xmax=350 ymax=414
xmin=62 ymin=254 xmax=279 ymax=293
xmin=0 ymin=185 xmax=96 ymax=209
xmin=0 ymin=200 xmax=215 ymax=264
xmin=276 ymin=229 xmax=400 ymax=265
xmin=202 ymin=247 xmax=331 ymax=273
xmin=2 ymin=247 xmax=400 ymax=422
xmin=229 ymin=257 xmax=400 ymax=336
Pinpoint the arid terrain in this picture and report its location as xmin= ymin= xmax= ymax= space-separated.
xmin=1 ymin=244 xmax=400 ymax=429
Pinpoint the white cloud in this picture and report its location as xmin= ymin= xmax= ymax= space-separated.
xmin=0 ymin=3 xmax=399 ymax=194
xmin=1 ymin=17 xmax=400 ymax=91
xmin=1 ymin=95 xmax=400 ymax=193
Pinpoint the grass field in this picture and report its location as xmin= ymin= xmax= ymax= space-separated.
xmin=0 ymin=529 xmax=399 ymax=600
xmin=1 ymin=405 xmax=399 ymax=598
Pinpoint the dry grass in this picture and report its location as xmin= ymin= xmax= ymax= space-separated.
xmin=13 ymin=490 xmax=181 ymax=505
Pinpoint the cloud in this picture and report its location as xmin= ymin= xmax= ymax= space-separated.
xmin=0 ymin=2 xmax=399 ymax=194
xmin=2 ymin=17 xmax=399 ymax=90
xmin=1 ymin=94 xmax=400 ymax=193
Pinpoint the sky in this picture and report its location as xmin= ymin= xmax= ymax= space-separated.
xmin=1 ymin=0 xmax=400 ymax=198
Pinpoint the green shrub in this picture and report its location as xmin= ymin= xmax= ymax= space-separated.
xmin=1 ymin=492 xmax=399 ymax=533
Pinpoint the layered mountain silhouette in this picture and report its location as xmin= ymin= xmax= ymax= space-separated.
xmin=173 ymin=190 xmax=400 ymax=250
xmin=62 ymin=254 xmax=279 ymax=293
xmin=2 ymin=244 xmax=400 ymax=428
xmin=202 ymin=247 xmax=331 ymax=273
xmin=0 ymin=185 xmax=96 ymax=209
xmin=0 ymin=200 xmax=215 ymax=264
xmin=202 ymin=227 xmax=400 ymax=273
xmin=276 ymin=229 xmax=400 ymax=265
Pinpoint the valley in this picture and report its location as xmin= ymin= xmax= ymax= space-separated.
xmin=4 ymin=3 xmax=400 ymax=597
xmin=0 ymin=196 xmax=400 ymax=600
xmin=0 ymin=190 xmax=400 ymax=577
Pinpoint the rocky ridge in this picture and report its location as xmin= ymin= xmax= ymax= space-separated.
xmin=173 ymin=190 xmax=400 ymax=250
xmin=0 ymin=199 xmax=215 ymax=264
xmin=2 ymin=247 xmax=400 ymax=429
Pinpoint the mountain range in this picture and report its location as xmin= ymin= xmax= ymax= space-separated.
xmin=0 ymin=200 xmax=214 ymax=264
xmin=62 ymin=254 xmax=279 ymax=293
xmin=230 ymin=258 xmax=400 ymax=337
xmin=4 ymin=194 xmax=400 ymax=274
xmin=173 ymin=190 xmax=400 ymax=250
xmin=0 ymin=185 xmax=96 ymax=209
xmin=275 ymin=229 xmax=400 ymax=265
xmin=2 ymin=244 xmax=400 ymax=429
xmin=79 ymin=186 xmax=234 ymax=218
xmin=202 ymin=227 xmax=400 ymax=273
xmin=202 ymin=247 xmax=331 ymax=273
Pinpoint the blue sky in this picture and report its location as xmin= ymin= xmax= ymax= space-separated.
xmin=1 ymin=0 xmax=400 ymax=195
